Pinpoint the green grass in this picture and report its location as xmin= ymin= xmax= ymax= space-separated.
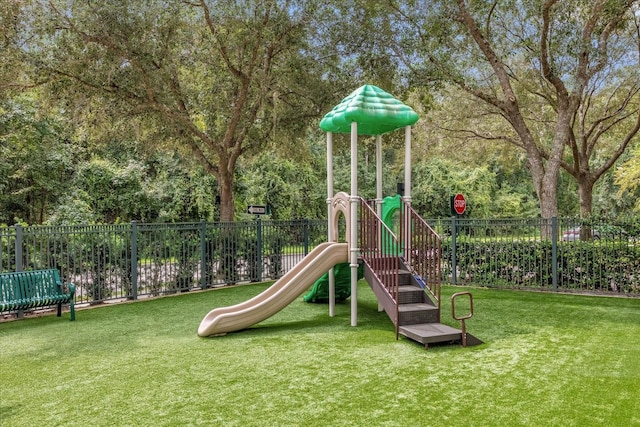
xmin=1 ymin=282 xmax=639 ymax=426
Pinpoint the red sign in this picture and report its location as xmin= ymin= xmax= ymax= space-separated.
xmin=453 ymin=193 xmax=466 ymax=215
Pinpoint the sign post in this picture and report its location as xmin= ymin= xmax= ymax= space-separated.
xmin=450 ymin=193 xmax=466 ymax=285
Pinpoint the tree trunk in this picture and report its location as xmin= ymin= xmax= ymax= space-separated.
xmin=218 ymin=170 xmax=235 ymax=222
xmin=578 ymin=178 xmax=594 ymax=219
xmin=509 ymin=113 xmax=561 ymax=220
xmin=539 ymin=171 xmax=560 ymax=219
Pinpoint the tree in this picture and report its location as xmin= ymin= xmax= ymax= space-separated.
xmin=25 ymin=0 xmax=331 ymax=221
xmin=562 ymin=6 xmax=640 ymax=218
xmin=0 ymin=95 xmax=76 ymax=224
xmin=389 ymin=0 xmax=640 ymax=219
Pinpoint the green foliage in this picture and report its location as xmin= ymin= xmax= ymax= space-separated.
xmin=2 ymin=1 xmax=638 ymax=224
xmin=615 ymin=143 xmax=640 ymax=212
xmin=71 ymin=159 xmax=146 ymax=223
xmin=0 ymin=1 xmax=27 ymax=99
xmin=558 ymin=242 xmax=640 ymax=293
xmin=0 ymin=96 xmax=77 ymax=224
xmin=388 ymin=0 xmax=640 ymax=218
xmin=40 ymin=146 xmax=219 ymax=225
xmin=238 ymin=150 xmax=326 ymax=220
xmin=147 ymin=155 xmax=218 ymax=223
xmin=411 ymin=158 xmax=538 ymax=218
xmin=23 ymin=0 xmax=338 ymax=221
xmin=45 ymin=193 xmax=97 ymax=226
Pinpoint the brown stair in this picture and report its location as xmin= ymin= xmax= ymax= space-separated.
xmin=399 ymin=323 xmax=465 ymax=347
xmin=364 ymin=262 xmax=482 ymax=349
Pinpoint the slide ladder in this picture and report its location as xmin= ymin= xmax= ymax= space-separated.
xmin=360 ymin=197 xmax=482 ymax=349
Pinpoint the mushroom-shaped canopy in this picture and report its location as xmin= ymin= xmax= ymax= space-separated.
xmin=319 ymin=85 xmax=419 ymax=136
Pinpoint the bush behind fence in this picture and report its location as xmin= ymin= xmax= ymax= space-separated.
xmin=1 ymin=216 xmax=638 ymax=311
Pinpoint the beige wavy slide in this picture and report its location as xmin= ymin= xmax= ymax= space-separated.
xmin=198 ymin=242 xmax=349 ymax=337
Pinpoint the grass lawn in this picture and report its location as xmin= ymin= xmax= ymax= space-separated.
xmin=1 ymin=281 xmax=639 ymax=426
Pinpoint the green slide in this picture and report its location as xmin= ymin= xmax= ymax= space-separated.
xmin=303 ymin=262 xmax=363 ymax=303
xmin=381 ymin=194 xmax=401 ymax=255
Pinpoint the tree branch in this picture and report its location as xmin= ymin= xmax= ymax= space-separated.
xmin=540 ymin=0 xmax=569 ymax=103
xmin=198 ymin=0 xmax=246 ymax=81
xmin=592 ymin=107 xmax=640 ymax=181
xmin=456 ymin=0 xmax=518 ymax=108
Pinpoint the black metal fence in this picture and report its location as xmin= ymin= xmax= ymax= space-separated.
xmin=0 ymin=219 xmax=330 ymax=305
xmin=1 ymin=216 xmax=638 ymax=312
xmin=427 ymin=217 xmax=640 ymax=295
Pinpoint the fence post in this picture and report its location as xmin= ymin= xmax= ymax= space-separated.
xmin=451 ymin=217 xmax=457 ymax=285
xmin=551 ymin=217 xmax=558 ymax=292
xmin=256 ymin=217 xmax=263 ymax=283
xmin=131 ymin=221 xmax=138 ymax=300
xmin=200 ymin=220 xmax=207 ymax=289
xmin=14 ymin=224 xmax=23 ymax=272
xmin=14 ymin=224 xmax=24 ymax=317
xmin=303 ymin=219 xmax=309 ymax=255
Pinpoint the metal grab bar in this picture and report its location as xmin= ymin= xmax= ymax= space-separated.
xmin=451 ymin=291 xmax=475 ymax=347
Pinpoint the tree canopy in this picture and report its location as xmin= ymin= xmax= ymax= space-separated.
xmin=1 ymin=0 xmax=638 ymax=225
xmin=387 ymin=0 xmax=640 ymax=219
xmin=24 ymin=0 xmax=340 ymax=221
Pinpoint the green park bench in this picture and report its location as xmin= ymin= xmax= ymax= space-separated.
xmin=0 ymin=269 xmax=76 ymax=321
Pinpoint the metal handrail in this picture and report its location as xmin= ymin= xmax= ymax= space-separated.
xmin=451 ymin=291 xmax=474 ymax=347
xmin=401 ymin=203 xmax=442 ymax=310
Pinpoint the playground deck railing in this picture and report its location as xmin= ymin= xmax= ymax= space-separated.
xmin=359 ymin=198 xmax=400 ymax=334
xmin=401 ymin=203 xmax=442 ymax=309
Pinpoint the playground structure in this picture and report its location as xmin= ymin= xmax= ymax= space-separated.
xmin=302 ymin=194 xmax=397 ymax=303
xmin=198 ymin=85 xmax=480 ymax=348
xmin=302 ymin=261 xmax=361 ymax=303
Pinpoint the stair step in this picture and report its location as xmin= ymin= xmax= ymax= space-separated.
xmin=399 ymin=323 xmax=462 ymax=345
xmin=375 ymin=270 xmax=412 ymax=285
xmin=398 ymin=285 xmax=425 ymax=304
xmin=398 ymin=271 xmax=412 ymax=285
xmin=398 ymin=303 xmax=439 ymax=325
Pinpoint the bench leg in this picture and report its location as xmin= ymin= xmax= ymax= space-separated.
xmin=69 ymin=302 xmax=75 ymax=321
xmin=57 ymin=303 xmax=62 ymax=317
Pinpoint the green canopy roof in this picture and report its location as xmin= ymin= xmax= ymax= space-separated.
xmin=319 ymin=85 xmax=419 ymax=135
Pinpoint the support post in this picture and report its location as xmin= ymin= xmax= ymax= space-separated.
xmin=14 ymin=224 xmax=23 ymax=272
xmin=14 ymin=224 xmax=23 ymax=318
xmin=350 ymin=122 xmax=359 ymax=327
xmin=451 ymin=216 xmax=457 ymax=285
xmin=402 ymin=126 xmax=412 ymax=255
xmin=327 ymin=132 xmax=336 ymax=317
xmin=403 ymin=126 xmax=412 ymax=205
xmin=376 ymin=134 xmax=384 ymax=312
xmin=256 ymin=217 xmax=262 ymax=283
xmin=199 ymin=220 xmax=207 ymax=290
xmin=376 ymin=135 xmax=383 ymax=217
